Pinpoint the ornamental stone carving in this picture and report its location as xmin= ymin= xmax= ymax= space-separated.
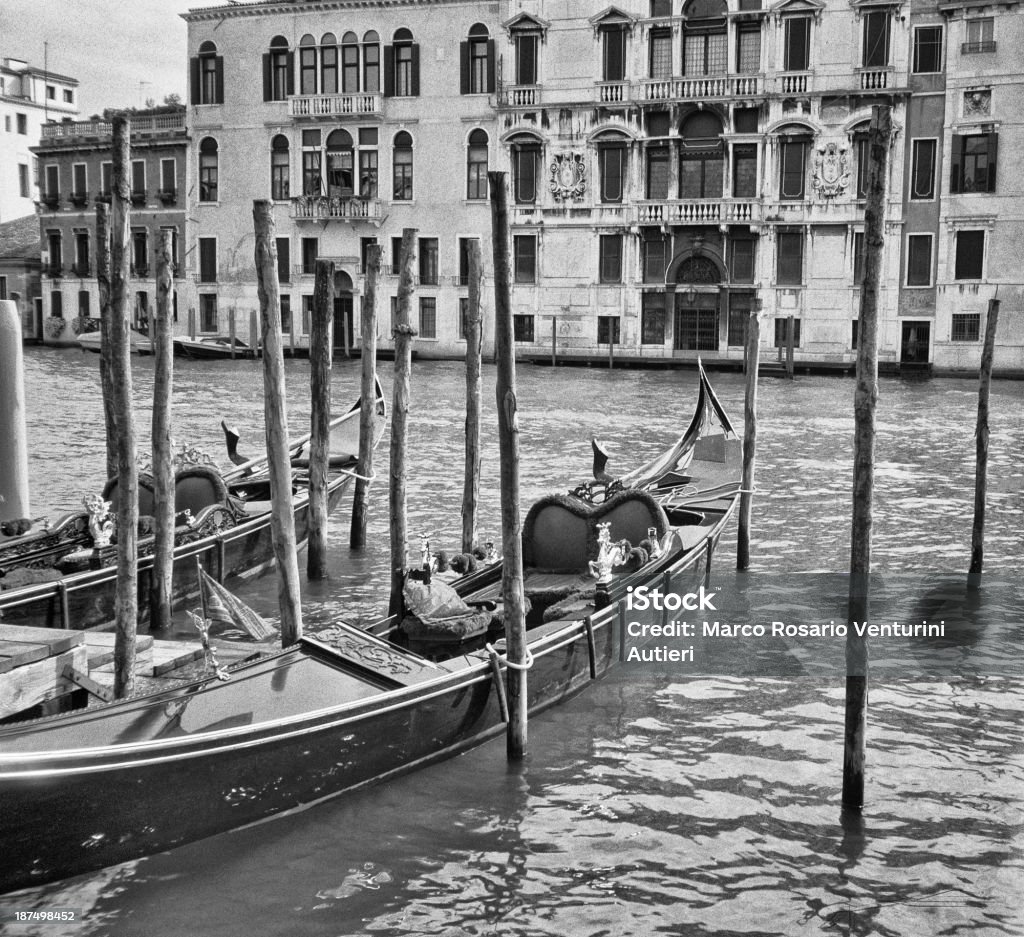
xmin=549 ymin=152 xmax=586 ymax=201
xmin=812 ymin=142 xmax=850 ymax=199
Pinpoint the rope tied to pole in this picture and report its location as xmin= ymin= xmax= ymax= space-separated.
xmin=336 ymin=466 xmax=378 ymax=483
xmin=485 ymin=643 xmax=535 ymax=671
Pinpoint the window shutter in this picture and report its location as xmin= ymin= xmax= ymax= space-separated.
xmin=263 ymin=54 xmax=272 ymax=101
xmin=214 ymin=56 xmax=225 ymax=104
xmin=460 ymin=41 xmax=470 ymax=95
xmin=411 ymin=44 xmax=420 ymax=96
xmin=190 ymin=57 xmax=200 ymax=104
xmin=986 ymin=132 xmax=998 ymax=192
xmin=487 ymin=39 xmax=496 ymax=92
xmin=286 ymin=52 xmax=295 ymax=95
xmin=383 ymin=45 xmax=394 ymax=97
xmin=949 ymin=135 xmax=962 ymax=193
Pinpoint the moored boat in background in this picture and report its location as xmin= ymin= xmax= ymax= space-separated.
xmin=173 ymin=336 xmax=254 ymax=359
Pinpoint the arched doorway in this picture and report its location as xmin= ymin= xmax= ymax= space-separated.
xmin=333 ymin=270 xmax=353 ymax=355
xmin=672 ymin=254 xmax=723 ymax=351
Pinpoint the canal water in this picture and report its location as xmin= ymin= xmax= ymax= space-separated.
xmin=3 ymin=347 xmax=1023 ymax=936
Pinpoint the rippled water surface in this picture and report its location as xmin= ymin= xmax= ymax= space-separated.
xmin=3 ymin=348 xmax=1023 ymax=936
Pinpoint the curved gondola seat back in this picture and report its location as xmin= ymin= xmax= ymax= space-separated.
xmin=522 ymin=489 xmax=670 ymax=574
xmin=103 ymin=467 xmax=229 ymax=520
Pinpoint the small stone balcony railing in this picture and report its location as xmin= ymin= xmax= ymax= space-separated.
xmin=288 ymin=93 xmax=383 ymax=118
xmin=596 ymin=80 xmax=630 ymax=103
xmin=634 ymin=199 xmax=762 ymax=225
xmin=640 ymin=74 xmax=762 ymax=101
xmin=500 ymin=84 xmax=542 ymax=107
xmin=776 ymin=71 xmax=811 ymax=95
xmin=39 ymin=111 xmax=186 ymax=140
xmin=290 ymin=196 xmax=386 ymax=224
xmin=856 ymin=67 xmax=894 ymax=91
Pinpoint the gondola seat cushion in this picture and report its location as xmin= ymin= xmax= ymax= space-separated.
xmin=173 ymin=466 xmax=230 ymax=518
xmin=522 ymin=489 xmax=670 ymax=574
xmin=400 ymin=578 xmax=493 ymax=642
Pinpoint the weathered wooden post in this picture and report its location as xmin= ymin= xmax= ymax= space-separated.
xmin=229 ymin=307 xmax=237 ymax=360
xmin=350 ymin=244 xmax=380 ymax=549
xmin=462 ymin=239 xmax=483 ymax=554
xmin=551 ymin=315 xmax=557 ymax=367
xmin=307 ymin=258 xmax=335 ymax=580
xmin=489 ymin=170 xmax=528 ymax=760
xmin=737 ymin=300 xmax=761 ymax=570
xmin=249 ymin=309 xmax=259 ymax=358
xmin=253 ymin=201 xmax=303 ymax=646
xmin=785 ymin=315 xmax=795 ymax=379
xmin=968 ymin=297 xmax=1001 ymax=591
xmin=110 ymin=116 xmax=138 ymax=698
xmin=150 ymin=229 xmax=175 ymax=631
xmin=844 ymin=104 xmax=890 ymax=811
xmin=389 ymin=228 xmax=417 ymax=616
xmin=188 ymin=306 xmax=196 ymax=340
xmin=95 ymin=201 xmax=117 ymax=480
xmin=0 ymin=301 xmax=29 ymax=529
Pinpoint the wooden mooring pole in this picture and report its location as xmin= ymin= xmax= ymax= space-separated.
xmin=150 ymin=229 xmax=175 ymax=631
xmin=843 ymin=104 xmax=890 ymax=811
xmin=110 ymin=116 xmax=138 ymax=698
xmin=253 ymin=201 xmax=303 ymax=646
xmin=968 ymin=297 xmax=1000 ymax=591
xmin=249 ymin=309 xmax=259 ymax=358
xmin=489 ymin=170 xmax=528 ymax=761
xmin=462 ymin=239 xmax=483 ymax=554
xmin=389 ymin=229 xmax=417 ymax=617
xmin=229 ymin=308 xmax=237 ymax=360
xmin=785 ymin=315 xmax=795 ymax=379
xmin=95 ymin=201 xmax=117 ymax=480
xmin=307 ymin=258 xmax=335 ymax=580
xmin=737 ymin=304 xmax=761 ymax=570
xmin=350 ymin=245 xmax=380 ymax=550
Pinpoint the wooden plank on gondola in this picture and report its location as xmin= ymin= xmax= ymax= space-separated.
xmin=0 ymin=641 xmax=49 ymax=671
xmin=0 ymin=646 xmax=88 ymax=719
xmin=0 ymin=625 xmax=83 ymax=657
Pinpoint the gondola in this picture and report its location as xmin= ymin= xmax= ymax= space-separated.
xmin=0 ymin=368 xmax=740 ymax=894
xmin=0 ymin=378 xmax=386 ymax=631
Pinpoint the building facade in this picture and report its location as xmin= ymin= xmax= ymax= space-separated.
xmin=0 ymin=214 xmax=42 ymax=335
xmin=31 ymin=106 xmax=189 ymax=346
xmin=0 ymin=57 xmax=78 ymax=223
xmin=179 ymin=0 xmax=1022 ymax=372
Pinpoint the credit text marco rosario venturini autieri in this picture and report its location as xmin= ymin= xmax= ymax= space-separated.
xmin=621 ymin=586 xmax=946 ymax=664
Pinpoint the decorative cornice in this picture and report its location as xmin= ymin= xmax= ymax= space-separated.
xmin=183 ymin=0 xmax=482 ymax=23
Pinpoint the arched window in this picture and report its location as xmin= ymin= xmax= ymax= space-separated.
xmin=682 ymin=0 xmax=727 ymax=76
xmin=264 ymin=36 xmax=293 ymax=102
xmin=851 ymin=121 xmax=870 ymax=199
xmin=191 ymin=41 xmax=223 ymax=105
xmin=595 ymin=131 xmax=629 ymax=203
xmin=271 ymin=135 xmax=289 ymax=200
xmin=299 ymin=35 xmax=317 ymax=95
xmin=392 ymin=130 xmax=413 ymax=200
xmin=680 ymin=111 xmax=724 ymax=198
xmin=509 ymin=133 xmax=542 ymax=204
xmin=387 ymin=28 xmax=419 ymax=97
xmin=467 ymin=128 xmax=488 ymax=199
xmin=199 ymin=137 xmax=218 ymax=202
xmin=321 ymin=33 xmax=338 ymax=94
xmin=341 ymin=31 xmax=359 ymax=93
xmin=326 ymin=129 xmax=354 ymax=197
xmin=363 ymin=31 xmax=381 ymax=93
xmin=461 ymin=24 xmax=494 ymax=95
xmin=777 ymin=124 xmax=812 ymax=200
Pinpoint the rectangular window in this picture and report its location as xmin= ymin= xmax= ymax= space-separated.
xmin=419 ymin=297 xmax=437 ymax=338
xmin=300 ymin=47 xmax=317 ymax=95
xmin=418 ymin=238 xmax=438 ymax=285
xmin=302 ymin=237 xmax=318 ymax=274
xmin=513 ymin=314 xmax=535 ymax=342
xmin=733 ymin=145 xmax=757 ymax=198
xmin=458 ymin=298 xmax=470 ymax=340
xmin=280 ymin=294 xmax=292 ymax=333
xmin=649 ymin=29 xmax=672 ymax=79
xmin=72 ymin=163 xmax=87 ymax=199
xmin=963 ymin=18 xmax=995 ymax=54
xmin=276 ymin=238 xmax=290 ymax=284
xmin=359 ymin=150 xmax=378 ymax=198
xmin=458 ymin=238 xmax=472 ymax=286
xmin=391 ymin=236 xmax=404 ymax=274
xmin=737 ymin=24 xmax=761 ymax=74
xmin=342 ymin=44 xmax=360 ymax=93
xmin=18 ymin=164 xmax=29 ymax=198
xmin=853 ymin=231 xmax=865 ymax=285
xmin=78 ymin=290 xmax=90 ymax=318
xmin=954 ymin=230 xmax=985 ymax=280
xmin=913 ymin=26 xmax=943 ymax=73
xmin=910 ymin=139 xmax=936 ymax=200
xmin=161 ymin=158 xmax=176 ymax=194
xmin=75 ymin=230 xmax=90 ymax=275
xmin=301 ymin=295 xmax=313 ymax=333
xmin=303 ymin=149 xmax=322 ymax=197
xmin=47 ymin=230 xmax=62 ymax=274
xmin=729 ymin=238 xmax=755 ymax=282
xmin=950 ymin=134 xmax=997 ymax=194
xmin=468 ymin=37 xmax=489 ymax=94
xmin=364 ymin=42 xmax=380 ymax=93
xmin=906 ymin=234 xmax=932 ymax=286
xmin=680 ymin=151 xmax=724 ymax=199
xmin=392 ymin=146 xmax=413 ymax=200
xmin=0 ymin=276 xmax=6 ymax=300
xmin=132 ymin=230 xmax=148 ymax=277
xmin=51 ymin=290 xmax=63 ymax=318
xmin=641 ymin=294 xmax=666 ymax=344
xmin=684 ymin=31 xmax=727 ymax=75
xmin=599 ymin=235 xmax=623 ymax=284
xmin=776 ymin=230 xmax=803 ymax=285
xmin=779 ymin=139 xmax=807 ymax=199
xmin=855 ymin=136 xmax=870 ymax=199
xmin=863 ymin=11 xmax=890 ymax=67
xmin=646 ymin=147 xmax=670 ymax=199
xmin=101 ymin=162 xmax=112 ymax=196
xmin=675 ymin=306 xmax=719 ymax=351
xmin=774 ymin=317 xmax=801 ymax=348
xmin=63 ymin=89 xmax=74 ymax=103
xmin=599 ymin=146 xmax=625 ymax=203
xmin=784 ymin=18 xmax=810 ymax=71
xmin=598 ymin=315 xmax=621 ymax=345
xmin=45 ymin=164 xmax=59 ymax=198
xmin=360 ymin=237 xmax=378 ymax=274
xmin=199 ymin=294 xmax=218 ymax=332
xmin=951 ymin=313 xmax=981 ymax=341
xmin=727 ymin=293 xmax=752 ymax=347
xmin=513 ymin=146 xmax=539 ymax=203
xmin=851 ymin=319 xmax=858 ymax=350
xmin=131 ymin=160 xmax=146 ymax=199
xmin=514 ymin=235 xmax=537 ymax=284
xmin=602 ymin=28 xmax=626 ymax=81
xmin=17 ymin=113 xmax=27 ymax=134
xmin=515 ymin=33 xmax=538 ymax=85
xmin=199 ymin=237 xmax=217 ymax=283
xmin=643 ymin=237 xmax=668 ymax=282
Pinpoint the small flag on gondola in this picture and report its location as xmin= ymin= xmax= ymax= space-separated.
xmin=199 ymin=568 xmax=277 ymax=641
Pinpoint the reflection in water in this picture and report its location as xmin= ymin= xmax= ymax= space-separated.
xmin=2 ymin=349 xmax=1022 ymax=935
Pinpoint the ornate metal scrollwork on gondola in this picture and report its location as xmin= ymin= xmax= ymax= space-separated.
xmin=570 ymin=479 xmax=625 ymax=503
